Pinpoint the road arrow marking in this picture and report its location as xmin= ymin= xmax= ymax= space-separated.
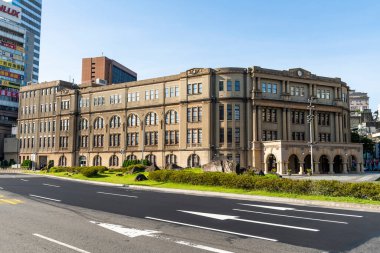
xmin=90 ymin=221 xmax=160 ymax=238
xmin=238 ymin=203 xmax=363 ymax=218
xmin=91 ymin=220 xmax=235 ymax=252
xmin=145 ymin=216 xmax=277 ymax=241
xmin=178 ymin=210 xmax=319 ymax=232
xmin=233 ymin=209 xmax=348 ymax=224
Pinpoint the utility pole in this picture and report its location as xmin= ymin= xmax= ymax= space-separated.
xmin=307 ymin=97 xmax=316 ymax=174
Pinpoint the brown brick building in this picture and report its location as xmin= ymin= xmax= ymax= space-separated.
xmin=18 ymin=66 xmax=363 ymax=174
xmin=81 ymin=56 xmax=137 ymax=85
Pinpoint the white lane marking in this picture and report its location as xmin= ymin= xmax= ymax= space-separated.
xmin=145 ymin=216 xmax=278 ymax=241
xmin=97 ymin=191 xmax=138 ymax=198
xmin=91 ymin=220 xmax=234 ymax=253
xmin=20 ymin=179 xmax=29 ymax=182
xmin=89 ymin=221 xmax=160 ymax=237
xmin=43 ymin=183 xmax=61 ymax=188
xmin=179 ymin=210 xmax=319 ymax=232
xmin=233 ymin=209 xmax=348 ymax=224
xmin=175 ymin=240 xmax=234 ymax=253
xmin=238 ymin=203 xmax=363 ymax=218
xmin=33 ymin=233 xmax=91 ymax=253
xmin=29 ymin=194 xmax=61 ymax=202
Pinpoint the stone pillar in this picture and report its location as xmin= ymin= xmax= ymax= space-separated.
xmin=252 ymin=106 xmax=257 ymax=141
xmin=257 ymin=77 xmax=261 ymax=91
xmin=287 ymin=109 xmax=291 ymax=141
xmin=282 ymin=162 xmax=287 ymax=175
xmin=329 ymin=162 xmax=334 ymax=174
xmin=357 ymin=163 xmax=362 ymax=173
xmin=343 ymin=162 xmax=348 ymax=174
xmin=299 ymin=163 xmax=304 ymax=175
xmin=314 ymin=162 xmax=320 ymax=174
xmin=282 ymin=80 xmax=286 ymax=94
xmin=282 ymin=109 xmax=287 ymax=140
xmin=264 ymin=162 xmax=268 ymax=174
xmin=257 ymin=106 xmax=262 ymax=141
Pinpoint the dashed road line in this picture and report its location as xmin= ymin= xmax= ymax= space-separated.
xmin=29 ymin=194 xmax=61 ymax=202
xmin=145 ymin=216 xmax=278 ymax=241
xmin=174 ymin=240 xmax=234 ymax=253
xmin=0 ymin=198 xmax=22 ymax=204
xmin=42 ymin=183 xmax=61 ymax=188
xmin=233 ymin=209 xmax=348 ymax=224
xmin=97 ymin=191 xmax=138 ymax=198
xmin=20 ymin=179 xmax=29 ymax=182
xmin=33 ymin=233 xmax=91 ymax=253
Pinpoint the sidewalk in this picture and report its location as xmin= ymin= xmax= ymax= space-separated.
xmin=20 ymin=172 xmax=380 ymax=213
xmin=282 ymin=173 xmax=380 ymax=182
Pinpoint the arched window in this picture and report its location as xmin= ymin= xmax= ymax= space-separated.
xmin=93 ymin=155 xmax=102 ymax=166
xmin=145 ymin=112 xmax=159 ymax=126
xmin=126 ymin=154 xmax=137 ymax=161
xmin=187 ymin=154 xmax=200 ymax=168
xmin=58 ymin=155 xmax=67 ymax=166
xmin=146 ymin=154 xmax=156 ymax=165
xmin=165 ymin=110 xmax=179 ymax=124
xmin=79 ymin=156 xmax=87 ymax=166
xmin=109 ymin=155 xmax=119 ymax=167
xmin=165 ymin=154 xmax=177 ymax=165
xmin=127 ymin=114 xmax=140 ymax=127
xmin=110 ymin=115 xmax=121 ymax=128
xmin=79 ymin=118 xmax=88 ymax=130
xmin=94 ymin=117 xmax=104 ymax=129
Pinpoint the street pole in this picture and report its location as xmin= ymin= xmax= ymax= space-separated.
xmin=307 ymin=97 xmax=316 ymax=174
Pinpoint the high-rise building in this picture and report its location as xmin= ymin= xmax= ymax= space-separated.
xmin=18 ymin=66 xmax=364 ymax=173
xmin=0 ymin=0 xmax=26 ymax=159
xmin=82 ymin=56 xmax=137 ymax=85
xmin=4 ymin=0 xmax=41 ymax=83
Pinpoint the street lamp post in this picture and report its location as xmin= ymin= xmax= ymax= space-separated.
xmin=307 ymin=97 xmax=316 ymax=175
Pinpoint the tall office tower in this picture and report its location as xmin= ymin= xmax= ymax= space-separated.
xmin=0 ymin=0 xmax=26 ymax=159
xmin=4 ymin=0 xmax=41 ymax=83
xmin=82 ymin=56 xmax=137 ymax=85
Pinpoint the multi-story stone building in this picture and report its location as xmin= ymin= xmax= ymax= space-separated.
xmin=17 ymin=66 xmax=364 ymax=174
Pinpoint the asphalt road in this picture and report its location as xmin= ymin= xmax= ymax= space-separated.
xmin=1 ymin=173 xmax=380 ymax=253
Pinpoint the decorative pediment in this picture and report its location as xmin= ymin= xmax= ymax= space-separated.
xmin=288 ymin=68 xmax=312 ymax=78
xmin=187 ymin=68 xmax=203 ymax=76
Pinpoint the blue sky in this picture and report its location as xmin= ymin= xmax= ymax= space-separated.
xmin=39 ymin=0 xmax=380 ymax=110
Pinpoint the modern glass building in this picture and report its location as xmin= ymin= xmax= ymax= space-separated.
xmin=0 ymin=0 xmax=26 ymax=159
xmin=4 ymin=0 xmax=41 ymax=83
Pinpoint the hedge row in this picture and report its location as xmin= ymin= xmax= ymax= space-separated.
xmin=148 ymin=170 xmax=380 ymax=201
xmin=49 ymin=166 xmax=108 ymax=177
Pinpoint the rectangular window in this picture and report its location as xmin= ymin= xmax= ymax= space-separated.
xmin=170 ymin=87 xmax=175 ymax=97
xmin=227 ymin=104 xmax=232 ymax=120
xmin=273 ymin=84 xmax=277 ymax=94
xmin=235 ymin=80 xmax=240 ymax=91
xmin=290 ymin=86 xmax=295 ymax=96
xmin=267 ymin=83 xmax=272 ymax=93
xmin=219 ymin=81 xmax=224 ymax=91
xmin=187 ymin=84 xmax=192 ymax=95
xmin=193 ymin=83 xmax=198 ymax=94
xmin=234 ymin=105 xmax=240 ymax=120
xmin=227 ymin=128 xmax=232 ymax=143
xmin=262 ymin=83 xmax=266 ymax=92
xmin=198 ymin=83 xmax=202 ymax=93
xmin=219 ymin=128 xmax=224 ymax=143
xmin=227 ymin=80 xmax=232 ymax=91
xmin=175 ymin=86 xmax=179 ymax=96
xmin=219 ymin=105 xmax=224 ymax=120
xmin=165 ymin=88 xmax=169 ymax=98
xmin=235 ymin=128 xmax=240 ymax=144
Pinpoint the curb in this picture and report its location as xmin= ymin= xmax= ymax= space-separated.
xmin=26 ymin=173 xmax=380 ymax=213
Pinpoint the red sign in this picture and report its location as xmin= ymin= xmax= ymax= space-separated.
xmin=0 ymin=5 xmax=20 ymax=18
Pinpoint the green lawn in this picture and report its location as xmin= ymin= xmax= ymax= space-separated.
xmin=27 ymin=170 xmax=380 ymax=206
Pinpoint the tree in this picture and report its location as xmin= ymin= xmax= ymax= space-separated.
xmin=351 ymin=131 xmax=375 ymax=155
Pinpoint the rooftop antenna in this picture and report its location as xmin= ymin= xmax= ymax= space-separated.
xmin=101 ymin=51 xmax=103 ymax=56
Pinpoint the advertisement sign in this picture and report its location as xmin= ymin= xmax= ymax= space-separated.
xmin=0 ymin=1 xmax=22 ymax=23
xmin=0 ymin=69 xmax=23 ymax=80
xmin=0 ymin=59 xmax=24 ymax=70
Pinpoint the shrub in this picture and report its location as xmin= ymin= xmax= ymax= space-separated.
xmin=148 ymin=170 xmax=380 ymax=201
xmin=50 ymin=167 xmax=68 ymax=173
xmin=122 ymin=159 xmax=150 ymax=167
xmin=81 ymin=167 xmax=98 ymax=177
xmin=21 ymin=159 xmax=32 ymax=168
xmin=126 ymin=164 xmax=146 ymax=174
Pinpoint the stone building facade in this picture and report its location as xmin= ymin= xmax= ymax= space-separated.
xmin=17 ymin=66 xmax=364 ymax=174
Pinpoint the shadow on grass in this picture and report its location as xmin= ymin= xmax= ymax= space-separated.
xmin=88 ymin=174 xmax=110 ymax=178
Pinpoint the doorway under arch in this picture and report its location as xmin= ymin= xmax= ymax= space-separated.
xmin=333 ymin=155 xmax=343 ymax=173
xmin=266 ymin=154 xmax=277 ymax=173
xmin=288 ymin=154 xmax=300 ymax=174
xmin=319 ymin=155 xmax=329 ymax=174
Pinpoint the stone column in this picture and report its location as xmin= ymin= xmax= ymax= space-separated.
xmin=282 ymin=109 xmax=287 ymax=140
xmin=357 ymin=163 xmax=362 ymax=173
xmin=314 ymin=162 xmax=320 ymax=174
xmin=282 ymin=162 xmax=287 ymax=175
xmin=335 ymin=112 xmax=340 ymax=142
xmin=343 ymin=162 xmax=348 ymax=174
xmin=282 ymin=80 xmax=286 ymax=94
xmin=264 ymin=162 xmax=268 ymax=174
xmin=257 ymin=106 xmax=262 ymax=141
xmin=299 ymin=163 xmax=305 ymax=175
xmin=287 ymin=109 xmax=291 ymax=141
xmin=252 ymin=106 xmax=257 ymax=141
xmin=329 ymin=162 xmax=334 ymax=174
xmin=257 ymin=77 xmax=261 ymax=91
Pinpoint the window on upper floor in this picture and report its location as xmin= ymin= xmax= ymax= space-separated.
xmin=316 ymin=89 xmax=331 ymax=99
xmin=187 ymin=83 xmax=202 ymax=95
xmin=145 ymin=112 xmax=159 ymax=126
xmin=127 ymin=114 xmax=140 ymax=127
xmin=262 ymin=82 xmax=278 ymax=94
xmin=165 ymin=86 xmax=179 ymax=98
xmin=110 ymin=115 xmax=121 ymax=128
xmin=187 ymin=107 xmax=202 ymax=122
xmin=145 ymin=89 xmax=159 ymax=100
xmin=290 ymin=86 xmax=305 ymax=96
xmin=227 ymin=80 xmax=232 ymax=91
xmin=219 ymin=81 xmax=224 ymax=91
xmin=235 ymin=80 xmax=240 ymax=91
xmin=61 ymin=100 xmax=70 ymax=110
xmin=165 ymin=110 xmax=179 ymax=124
xmin=128 ymin=92 xmax=140 ymax=102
